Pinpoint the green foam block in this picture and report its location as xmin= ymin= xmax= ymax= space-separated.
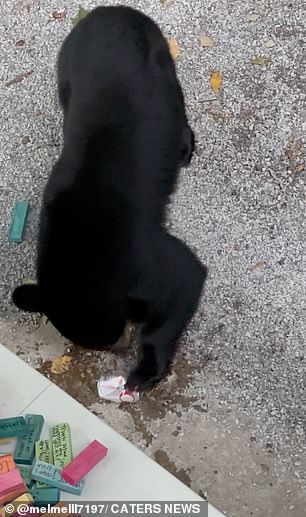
xmin=51 ymin=423 xmax=72 ymax=468
xmin=31 ymin=460 xmax=85 ymax=495
xmin=0 ymin=417 xmax=27 ymax=439
xmin=14 ymin=414 xmax=44 ymax=465
xmin=35 ymin=439 xmax=53 ymax=488
xmin=9 ymin=200 xmax=29 ymax=243
xmin=30 ymin=487 xmax=60 ymax=506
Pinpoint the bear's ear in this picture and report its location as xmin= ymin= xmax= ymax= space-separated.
xmin=12 ymin=283 xmax=43 ymax=313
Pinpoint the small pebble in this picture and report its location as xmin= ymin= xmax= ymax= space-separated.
xmin=265 ymin=39 xmax=276 ymax=48
xmin=247 ymin=13 xmax=261 ymax=21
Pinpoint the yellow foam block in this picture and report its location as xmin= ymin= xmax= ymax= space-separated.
xmin=1 ymin=493 xmax=33 ymax=517
xmin=42 ymin=502 xmax=74 ymax=517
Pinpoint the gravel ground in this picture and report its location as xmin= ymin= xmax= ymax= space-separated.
xmin=1 ymin=1 xmax=306 ymax=515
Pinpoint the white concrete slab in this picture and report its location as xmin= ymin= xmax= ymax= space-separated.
xmin=0 ymin=344 xmax=224 ymax=515
xmin=0 ymin=345 xmax=51 ymax=417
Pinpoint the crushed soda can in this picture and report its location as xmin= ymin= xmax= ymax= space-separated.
xmin=97 ymin=375 xmax=140 ymax=403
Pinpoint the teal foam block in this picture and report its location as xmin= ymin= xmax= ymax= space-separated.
xmin=8 ymin=200 xmax=29 ymax=243
xmin=14 ymin=414 xmax=44 ymax=465
xmin=0 ymin=417 xmax=27 ymax=439
xmin=31 ymin=460 xmax=85 ymax=495
xmin=18 ymin=464 xmax=35 ymax=488
xmin=30 ymin=487 xmax=60 ymax=506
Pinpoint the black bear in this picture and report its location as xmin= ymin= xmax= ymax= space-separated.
xmin=13 ymin=6 xmax=207 ymax=391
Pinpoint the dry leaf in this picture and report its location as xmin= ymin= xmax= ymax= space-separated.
xmin=295 ymin=164 xmax=305 ymax=173
xmin=210 ymin=71 xmax=222 ymax=94
xmin=51 ymin=355 xmax=73 ymax=374
xmin=265 ymin=39 xmax=275 ymax=48
xmin=5 ymin=70 xmax=33 ymax=87
xmin=72 ymin=6 xmax=89 ymax=26
xmin=200 ymin=35 xmax=214 ymax=48
xmin=161 ymin=0 xmax=175 ymax=7
xmin=15 ymin=40 xmax=25 ymax=46
xmin=247 ymin=13 xmax=261 ymax=22
xmin=168 ymin=38 xmax=179 ymax=59
xmin=234 ymin=243 xmax=241 ymax=252
xmin=24 ymin=278 xmax=36 ymax=284
xmin=250 ymin=261 xmax=266 ymax=272
xmin=50 ymin=8 xmax=67 ymax=20
xmin=251 ymin=56 xmax=270 ymax=65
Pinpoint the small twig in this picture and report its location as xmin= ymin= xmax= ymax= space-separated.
xmin=5 ymin=70 xmax=33 ymax=87
xmin=268 ymin=170 xmax=285 ymax=192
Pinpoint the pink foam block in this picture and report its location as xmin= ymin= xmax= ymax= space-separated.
xmin=0 ymin=469 xmax=25 ymax=497
xmin=60 ymin=440 xmax=108 ymax=485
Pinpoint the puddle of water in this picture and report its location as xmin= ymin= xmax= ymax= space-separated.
xmin=154 ymin=449 xmax=192 ymax=486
